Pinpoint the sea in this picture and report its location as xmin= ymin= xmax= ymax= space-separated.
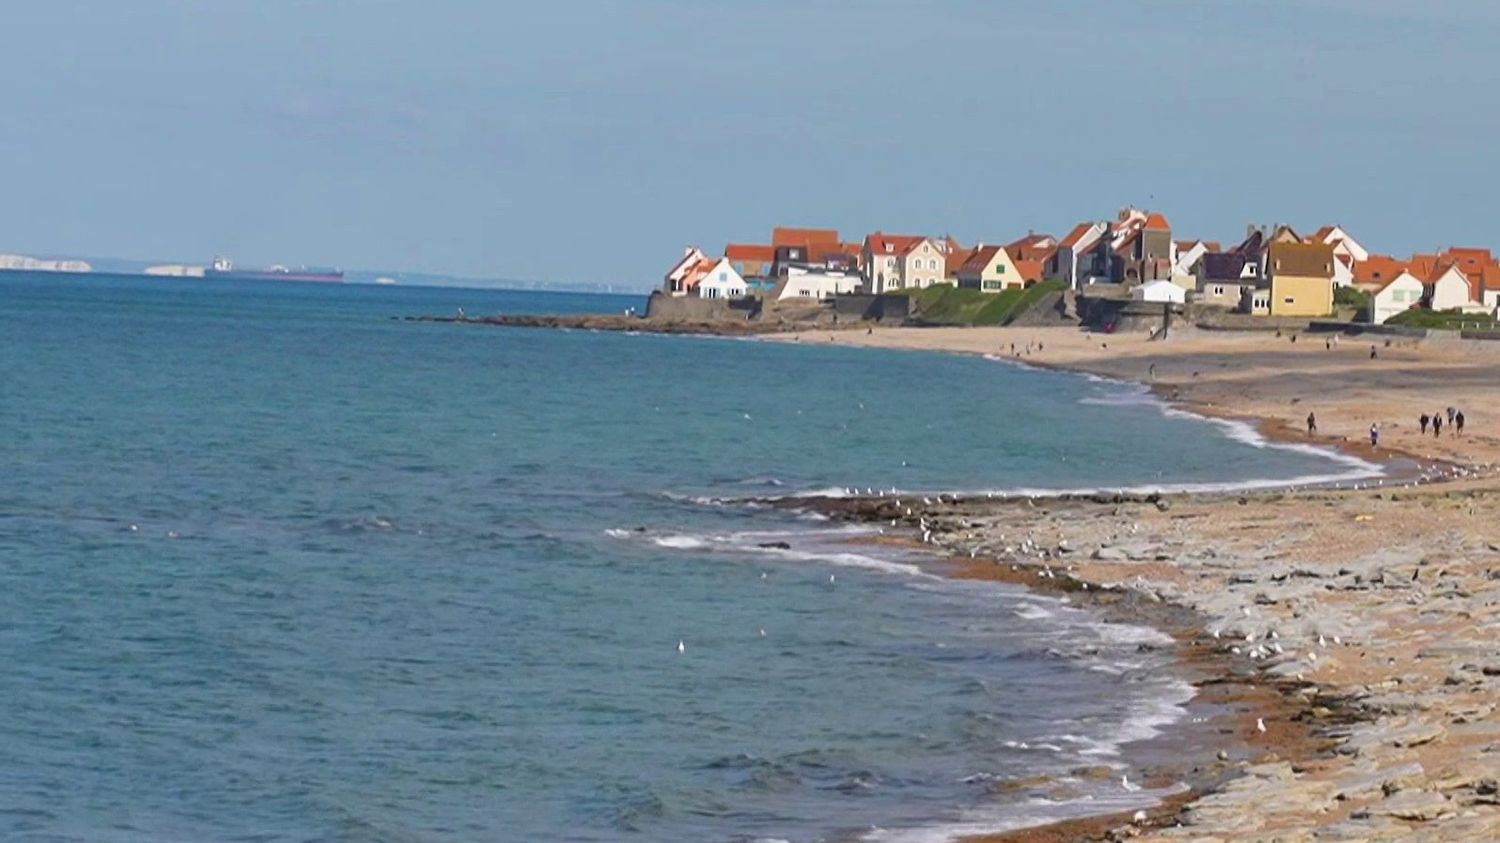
xmin=1 ymin=272 xmax=1380 ymax=843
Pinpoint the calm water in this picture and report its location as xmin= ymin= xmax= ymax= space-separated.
xmin=2 ymin=274 xmax=1367 ymax=843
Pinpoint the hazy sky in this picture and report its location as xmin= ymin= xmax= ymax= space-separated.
xmin=2 ymin=1 xmax=1497 ymax=288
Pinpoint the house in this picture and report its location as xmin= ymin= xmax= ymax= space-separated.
xmin=1426 ymin=263 xmax=1480 ymax=312
xmin=1369 ymin=270 xmax=1426 ymax=324
xmin=777 ymin=265 xmax=862 ymax=301
xmin=944 ymin=245 xmax=975 ymax=285
xmin=724 ymin=244 xmax=775 ymax=280
xmin=1264 ymin=241 xmax=1335 ymax=317
xmin=861 ymin=232 xmax=922 ymax=293
xmin=693 ymin=258 xmax=747 ymax=300
xmin=1132 ymin=279 xmax=1187 ymax=304
xmin=861 ymin=233 xmax=947 ymax=292
xmin=664 ymin=246 xmax=709 ymax=296
xmin=1048 ymin=222 xmax=1106 ymax=289
xmin=1006 ymin=233 xmax=1058 ymax=266
xmin=1196 ymin=253 xmax=1253 ymax=309
xmin=1353 ymin=255 xmax=1408 ymax=289
xmin=956 ymin=245 xmax=1025 ymax=292
xmin=1171 ymin=239 xmax=1219 ymax=290
xmin=1080 ymin=208 xmax=1172 ymax=284
xmin=1306 ymin=225 xmax=1370 ymax=264
xmin=724 ymin=243 xmax=776 ymax=293
xmin=773 ymin=227 xmax=840 ymax=250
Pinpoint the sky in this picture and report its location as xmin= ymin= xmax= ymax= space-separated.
xmin=1 ymin=0 xmax=1498 ymax=290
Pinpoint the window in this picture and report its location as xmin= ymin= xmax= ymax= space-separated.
xmin=1213 ymin=286 xmax=1224 ymax=295
xmin=995 ymin=264 xmax=1006 ymax=273
xmin=929 ymin=259 xmax=938 ymax=270
xmin=1283 ymin=297 xmax=1294 ymax=304
xmin=718 ymin=271 xmax=727 ymax=282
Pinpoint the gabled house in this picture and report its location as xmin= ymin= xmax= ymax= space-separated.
xmin=1171 ymin=239 xmax=1219 ymax=290
xmin=664 ymin=246 xmax=710 ymax=296
xmin=1264 ymin=241 xmax=1335 ymax=317
xmin=1006 ymin=233 xmax=1057 ymax=266
xmin=776 ymin=264 xmax=861 ymax=301
xmin=1080 ymin=208 xmax=1173 ymax=284
xmin=1353 ymin=255 xmax=1408 ymax=289
xmin=861 ymin=232 xmax=925 ymax=293
xmin=900 ymin=237 xmax=950 ymax=289
xmin=1306 ymin=225 xmax=1370 ymax=264
xmin=944 ymin=245 xmax=975 ymax=285
xmin=1196 ymin=253 xmax=1253 ymax=309
xmin=1048 ymin=222 xmax=1106 ymax=289
xmin=695 ymin=258 xmax=747 ymax=299
xmin=1425 ymin=263 xmax=1480 ymax=312
xmin=956 ymin=244 xmax=1024 ymax=292
xmin=1369 ymin=270 xmax=1425 ymax=324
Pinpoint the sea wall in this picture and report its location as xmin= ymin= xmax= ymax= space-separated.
xmin=644 ymin=291 xmax=758 ymax=322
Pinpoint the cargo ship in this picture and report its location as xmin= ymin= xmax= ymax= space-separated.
xmin=204 ymin=256 xmax=344 ymax=284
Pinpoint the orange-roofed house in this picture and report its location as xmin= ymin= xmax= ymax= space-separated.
xmin=956 ymin=245 xmax=1025 ymax=292
xmin=944 ymin=246 xmax=975 ymax=285
xmin=1369 ymin=269 xmax=1426 ymax=324
xmin=1048 ymin=222 xmax=1107 ymax=289
xmin=689 ymin=257 xmax=748 ymax=300
xmin=724 ymin=244 xmax=776 ymax=293
xmin=1305 ymin=225 xmax=1371 ymax=264
xmin=861 ymin=232 xmax=933 ymax=293
xmin=664 ymin=246 xmax=710 ymax=296
xmin=1424 ymin=261 xmax=1483 ymax=312
xmin=1353 ymin=256 xmax=1408 ymax=290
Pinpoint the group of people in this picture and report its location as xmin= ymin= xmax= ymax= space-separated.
xmin=1305 ymin=407 xmax=1468 ymax=450
xmin=1419 ymin=407 xmax=1466 ymax=437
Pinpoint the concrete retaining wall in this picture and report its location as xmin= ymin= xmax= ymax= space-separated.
xmin=645 ymin=291 xmax=758 ymax=322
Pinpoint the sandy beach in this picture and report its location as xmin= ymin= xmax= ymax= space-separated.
xmin=768 ymin=325 xmax=1500 ymax=841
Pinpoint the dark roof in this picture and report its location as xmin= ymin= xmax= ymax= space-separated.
xmin=1268 ymin=242 xmax=1336 ymax=278
xmin=1200 ymin=253 xmax=1248 ymax=281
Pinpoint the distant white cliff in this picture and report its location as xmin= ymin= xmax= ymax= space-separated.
xmin=0 ymin=253 xmax=92 ymax=272
xmin=145 ymin=264 xmax=207 ymax=278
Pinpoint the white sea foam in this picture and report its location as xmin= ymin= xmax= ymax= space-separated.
xmin=652 ymin=535 xmax=710 ymax=550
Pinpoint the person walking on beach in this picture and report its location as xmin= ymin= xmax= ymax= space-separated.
xmin=1148 ymin=363 xmax=1157 ymax=381
xmin=1447 ymin=406 xmax=1456 ymax=426
xmin=1370 ymin=423 xmax=1380 ymax=448
xmin=1307 ymin=412 xmax=1317 ymax=434
xmin=1456 ymin=410 xmax=1466 ymax=436
xmin=1420 ymin=413 xmax=1430 ymax=435
xmin=1433 ymin=414 xmax=1443 ymax=437
xmin=1370 ymin=345 xmax=1378 ymax=359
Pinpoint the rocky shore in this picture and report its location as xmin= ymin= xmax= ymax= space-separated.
xmin=768 ymin=482 xmax=1500 ymax=841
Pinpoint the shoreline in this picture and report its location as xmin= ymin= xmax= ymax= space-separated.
xmin=746 ymin=326 xmax=1500 ymax=840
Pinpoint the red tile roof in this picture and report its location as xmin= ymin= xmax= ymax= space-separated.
xmin=863 ymin=232 xmax=926 ymax=256
xmin=957 ymin=245 xmax=1003 ymax=276
xmin=1013 ymin=258 xmax=1045 ymax=283
xmin=1354 ymin=256 xmax=1408 ymax=287
xmin=724 ymin=243 xmax=775 ymax=262
xmin=772 ymin=227 xmax=840 ymax=248
xmin=1006 ymin=233 xmax=1057 ymax=264
xmin=1143 ymin=212 xmax=1171 ymax=232
xmin=945 ymin=247 xmax=976 ymax=277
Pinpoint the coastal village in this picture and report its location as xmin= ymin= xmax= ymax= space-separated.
xmin=662 ymin=210 xmax=1500 ymax=330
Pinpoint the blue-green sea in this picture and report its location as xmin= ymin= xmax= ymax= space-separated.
xmin=1 ymin=273 xmax=1373 ymax=842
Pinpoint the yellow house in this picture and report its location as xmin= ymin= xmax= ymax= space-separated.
xmin=955 ymin=245 xmax=1025 ymax=292
xmin=1266 ymin=242 xmax=1335 ymax=317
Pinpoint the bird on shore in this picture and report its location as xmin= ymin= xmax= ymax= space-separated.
xmin=1121 ymin=775 xmax=1140 ymax=792
xmin=1256 ymin=718 xmax=1267 ymax=734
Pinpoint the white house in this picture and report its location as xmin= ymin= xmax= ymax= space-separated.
xmin=1332 ymin=254 xmax=1355 ymax=288
xmin=1049 ymin=222 xmax=1106 ymax=289
xmin=1427 ymin=264 xmax=1477 ymax=312
xmin=778 ymin=266 xmax=861 ymax=301
xmin=1308 ymin=226 xmax=1370 ymax=264
xmin=1132 ymin=279 xmax=1187 ymax=304
xmin=1369 ymin=270 xmax=1425 ymax=324
xmin=664 ymin=246 xmax=709 ymax=296
xmin=696 ymin=259 xmax=747 ymax=300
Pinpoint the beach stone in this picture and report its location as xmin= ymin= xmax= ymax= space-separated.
xmin=1333 ymin=762 xmax=1425 ymax=801
xmin=1093 ymin=546 xmax=1128 ymax=561
xmin=1358 ymin=789 xmax=1450 ymax=821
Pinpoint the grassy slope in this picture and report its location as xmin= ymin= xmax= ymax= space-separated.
xmin=889 ymin=281 xmax=1064 ymax=327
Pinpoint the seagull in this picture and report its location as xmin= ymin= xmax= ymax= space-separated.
xmin=1121 ymin=774 xmax=1140 ymax=792
xmin=1318 ymin=635 xmax=1327 ymax=648
xmin=760 ymin=572 xmax=768 ymax=580
xmin=743 ymin=413 xmax=752 ymax=420
xmin=829 ymin=574 xmax=836 ymax=584
xmin=758 ymin=628 xmax=766 ymax=637
xmin=1256 ymin=718 xmax=1267 ymax=734
xmin=128 ymin=524 xmax=139 ymax=532
xmin=677 ymin=640 xmax=686 ymax=653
